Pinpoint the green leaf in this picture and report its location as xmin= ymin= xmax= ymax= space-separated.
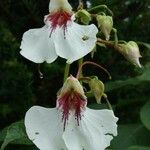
xmin=128 ymin=146 xmax=150 ymax=150
xmin=111 ymin=124 xmax=150 ymax=150
xmin=105 ymin=67 xmax=150 ymax=92
xmin=140 ymin=101 xmax=150 ymax=130
xmin=0 ymin=128 xmax=7 ymax=142
xmin=0 ymin=121 xmax=32 ymax=150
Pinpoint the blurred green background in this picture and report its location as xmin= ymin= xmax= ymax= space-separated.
xmin=0 ymin=0 xmax=150 ymax=149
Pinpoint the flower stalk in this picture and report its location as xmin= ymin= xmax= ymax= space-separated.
xmin=76 ymin=61 xmax=112 ymax=80
xmin=63 ymin=63 xmax=70 ymax=83
xmin=78 ymin=58 xmax=84 ymax=79
xmin=88 ymin=5 xmax=113 ymax=16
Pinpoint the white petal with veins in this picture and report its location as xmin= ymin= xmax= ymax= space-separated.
xmin=20 ymin=26 xmax=58 ymax=63
xmin=25 ymin=106 xmax=67 ymax=150
xmin=54 ymin=23 xmax=98 ymax=64
xmin=63 ymin=108 xmax=118 ymax=150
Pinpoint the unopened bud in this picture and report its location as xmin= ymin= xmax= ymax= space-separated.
xmin=89 ymin=77 xmax=105 ymax=104
xmin=96 ymin=15 xmax=113 ymax=40
xmin=116 ymin=41 xmax=142 ymax=67
xmin=76 ymin=9 xmax=92 ymax=25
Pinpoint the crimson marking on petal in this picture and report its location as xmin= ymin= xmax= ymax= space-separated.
xmin=46 ymin=10 xmax=72 ymax=37
xmin=57 ymin=91 xmax=86 ymax=131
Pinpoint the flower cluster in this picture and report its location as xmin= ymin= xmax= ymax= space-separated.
xmin=20 ymin=0 xmax=120 ymax=150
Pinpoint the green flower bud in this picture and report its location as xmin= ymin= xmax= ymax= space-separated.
xmin=116 ymin=41 xmax=142 ymax=67
xmin=96 ymin=15 xmax=113 ymax=40
xmin=76 ymin=9 xmax=92 ymax=25
xmin=89 ymin=77 xmax=105 ymax=104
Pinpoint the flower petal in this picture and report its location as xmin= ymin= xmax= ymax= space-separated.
xmin=20 ymin=26 xmax=57 ymax=63
xmin=85 ymin=108 xmax=118 ymax=136
xmin=25 ymin=106 xmax=67 ymax=150
xmin=63 ymin=116 xmax=85 ymax=150
xmin=54 ymin=22 xmax=98 ymax=64
xmin=63 ymin=108 xmax=118 ymax=150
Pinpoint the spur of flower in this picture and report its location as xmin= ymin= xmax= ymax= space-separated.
xmin=25 ymin=75 xmax=118 ymax=150
xmin=20 ymin=0 xmax=98 ymax=64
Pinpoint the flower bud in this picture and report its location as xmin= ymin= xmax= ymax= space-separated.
xmin=116 ymin=41 xmax=142 ymax=67
xmin=89 ymin=77 xmax=105 ymax=104
xmin=76 ymin=9 xmax=92 ymax=25
xmin=96 ymin=15 xmax=113 ymax=40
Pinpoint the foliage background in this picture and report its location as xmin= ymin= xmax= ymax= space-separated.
xmin=0 ymin=0 xmax=150 ymax=149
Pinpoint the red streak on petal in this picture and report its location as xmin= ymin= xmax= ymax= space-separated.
xmin=46 ymin=10 xmax=72 ymax=37
xmin=57 ymin=91 xmax=86 ymax=130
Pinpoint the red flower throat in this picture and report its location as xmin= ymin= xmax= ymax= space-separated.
xmin=46 ymin=10 xmax=72 ymax=37
xmin=57 ymin=91 xmax=86 ymax=131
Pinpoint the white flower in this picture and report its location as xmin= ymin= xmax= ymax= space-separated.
xmin=20 ymin=0 xmax=98 ymax=64
xmin=25 ymin=76 xmax=118 ymax=150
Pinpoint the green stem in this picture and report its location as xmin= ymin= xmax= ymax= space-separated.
xmin=76 ymin=61 xmax=111 ymax=80
xmin=118 ymin=40 xmax=127 ymax=44
xmin=88 ymin=5 xmax=107 ymax=12
xmin=113 ymin=28 xmax=118 ymax=45
xmin=78 ymin=58 xmax=84 ymax=78
xmin=106 ymin=98 xmax=113 ymax=110
xmin=63 ymin=64 xmax=70 ymax=82
xmin=88 ymin=5 xmax=113 ymax=16
xmin=77 ymin=0 xmax=83 ymax=10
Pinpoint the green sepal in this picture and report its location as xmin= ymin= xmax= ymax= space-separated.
xmin=88 ymin=77 xmax=106 ymax=104
xmin=76 ymin=9 xmax=92 ymax=25
xmin=96 ymin=15 xmax=113 ymax=40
